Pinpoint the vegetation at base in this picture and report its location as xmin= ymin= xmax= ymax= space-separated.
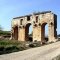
xmin=0 ymin=38 xmax=56 ymax=55
xmin=0 ymin=40 xmax=28 ymax=55
xmin=0 ymin=39 xmax=43 ymax=55
xmin=29 ymin=41 xmax=41 ymax=47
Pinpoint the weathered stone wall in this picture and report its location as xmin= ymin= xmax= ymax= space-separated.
xmin=18 ymin=27 xmax=25 ymax=41
xmin=11 ymin=11 xmax=57 ymax=43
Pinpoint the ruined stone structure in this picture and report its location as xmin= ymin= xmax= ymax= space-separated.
xmin=11 ymin=11 xmax=57 ymax=43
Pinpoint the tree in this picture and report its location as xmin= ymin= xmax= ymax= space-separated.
xmin=0 ymin=25 xmax=3 ymax=31
xmin=0 ymin=25 xmax=11 ymax=35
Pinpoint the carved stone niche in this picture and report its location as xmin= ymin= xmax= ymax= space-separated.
xmin=19 ymin=26 xmax=21 ymax=28
xmin=19 ymin=25 xmax=25 ymax=28
xmin=33 ymin=24 xmax=37 ymax=28
xmin=22 ymin=25 xmax=25 ymax=28
xmin=50 ymin=22 xmax=54 ymax=26
xmin=39 ymin=23 xmax=41 ymax=26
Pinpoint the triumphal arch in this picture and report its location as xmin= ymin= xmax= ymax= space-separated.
xmin=11 ymin=11 xmax=57 ymax=43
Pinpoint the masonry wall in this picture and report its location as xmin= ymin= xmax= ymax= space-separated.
xmin=18 ymin=27 xmax=26 ymax=41
xmin=11 ymin=11 xmax=57 ymax=43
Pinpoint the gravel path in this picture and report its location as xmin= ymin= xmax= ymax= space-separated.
xmin=0 ymin=41 xmax=60 ymax=60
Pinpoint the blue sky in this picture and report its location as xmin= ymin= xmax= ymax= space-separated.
xmin=0 ymin=0 xmax=60 ymax=34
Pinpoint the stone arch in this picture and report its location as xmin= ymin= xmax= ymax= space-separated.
xmin=41 ymin=22 xmax=48 ymax=42
xmin=11 ymin=11 xmax=57 ymax=43
xmin=13 ymin=26 xmax=18 ymax=40
xmin=20 ymin=19 xmax=23 ymax=25
xmin=25 ymin=23 xmax=32 ymax=41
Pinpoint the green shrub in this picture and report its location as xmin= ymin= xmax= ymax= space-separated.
xmin=29 ymin=43 xmax=35 ymax=47
xmin=4 ymin=45 xmax=19 ymax=53
xmin=29 ymin=41 xmax=41 ymax=48
xmin=0 ymin=40 xmax=28 ymax=54
xmin=0 ymin=40 xmax=42 ymax=55
xmin=0 ymin=46 xmax=4 ymax=51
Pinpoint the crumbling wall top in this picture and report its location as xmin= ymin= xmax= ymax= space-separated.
xmin=13 ymin=11 xmax=54 ymax=19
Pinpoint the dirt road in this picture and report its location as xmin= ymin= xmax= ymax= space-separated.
xmin=0 ymin=41 xmax=60 ymax=60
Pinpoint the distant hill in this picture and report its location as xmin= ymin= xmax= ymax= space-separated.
xmin=0 ymin=31 xmax=11 ymax=36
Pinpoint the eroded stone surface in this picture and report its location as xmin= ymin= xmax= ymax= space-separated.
xmin=11 ymin=11 xmax=57 ymax=43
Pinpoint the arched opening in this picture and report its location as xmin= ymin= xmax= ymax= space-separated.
xmin=45 ymin=24 xmax=48 ymax=42
xmin=41 ymin=23 xmax=48 ymax=42
xmin=29 ymin=25 xmax=33 ymax=41
xmin=36 ymin=16 xmax=38 ymax=23
xmin=25 ymin=23 xmax=33 ymax=42
xmin=13 ymin=26 xmax=18 ymax=40
xmin=20 ymin=19 xmax=23 ymax=25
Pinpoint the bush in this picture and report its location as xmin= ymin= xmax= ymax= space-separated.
xmin=0 ymin=46 xmax=4 ymax=51
xmin=29 ymin=41 xmax=41 ymax=48
xmin=0 ymin=46 xmax=5 ymax=54
xmin=5 ymin=46 xmax=19 ymax=52
xmin=0 ymin=40 xmax=28 ymax=55
xmin=0 ymin=40 xmax=42 ymax=55
xmin=29 ymin=43 xmax=35 ymax=47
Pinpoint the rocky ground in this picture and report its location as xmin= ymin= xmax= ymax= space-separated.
xmin=0 ymin=41 xmax=60 ymax=60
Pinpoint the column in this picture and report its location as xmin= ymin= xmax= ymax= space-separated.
xmin=48 ymin=23 xmax=56 ymax=42
xmin=18 ymin=26 xmax=26 ymax=41
xmin=33 ymin=24 xmax=42 ymax=42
